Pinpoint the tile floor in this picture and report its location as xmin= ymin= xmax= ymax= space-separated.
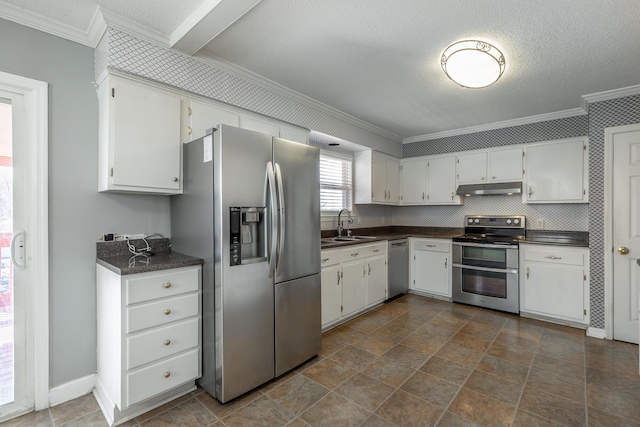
xmin=5 ymin=294 xmax=640 ymax=427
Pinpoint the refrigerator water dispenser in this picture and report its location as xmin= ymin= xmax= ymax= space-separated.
xmin=229 ymin=207 xmax=266 ymax=266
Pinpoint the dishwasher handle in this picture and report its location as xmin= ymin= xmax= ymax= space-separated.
xmin=391 ymin=241 xmax=408 ymax=247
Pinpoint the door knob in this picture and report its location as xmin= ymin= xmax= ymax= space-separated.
xmin=618 ymin=247 xmax=630 ymax=255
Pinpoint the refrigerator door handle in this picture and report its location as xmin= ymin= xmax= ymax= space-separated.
xmin=275 ymin=162 xmax=285 ymax=277
xmin=264 ymin=162 xmax=278 ymax=278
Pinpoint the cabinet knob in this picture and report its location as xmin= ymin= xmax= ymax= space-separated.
xmin=187 ymin=126 xmax=192 ymax=135
xmin=164 ymin=309 xmax=171 ymax=315
xmin=491 ymin=176 xmax=496 ymax=180
xmin=481 ymin=177 xmax=485 ymax=180
xmin=172 ymin=177 xmax=179 ymax=182
xmin=164 ymin=282 xmax=171 ymax=289
xmin=618 ymin=247 xmax=630 ymax=255
xmin=164 ymin=372 xmax=171 ymax=378
xmin=164 ymin=340 xmax=171 ymax=346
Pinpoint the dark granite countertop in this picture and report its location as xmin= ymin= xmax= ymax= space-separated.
xmin=96 ymin=238 xmax=203 ymax=275
xmin=320 ymin=226 xmax=589 ymax=249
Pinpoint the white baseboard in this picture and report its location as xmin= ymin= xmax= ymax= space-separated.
xmin=49 ymin=374 xmax=96 ymax=407
xmin=587 ymin=327 xmax=607 ymax=339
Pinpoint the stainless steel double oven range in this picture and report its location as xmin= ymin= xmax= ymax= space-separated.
xmin=452 ymin=215 xmax=525 ymax=314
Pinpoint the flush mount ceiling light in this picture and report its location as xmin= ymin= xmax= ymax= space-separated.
xmin=441 ymin=40 xmax=505 ymax=88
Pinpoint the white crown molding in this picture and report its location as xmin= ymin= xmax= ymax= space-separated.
xmin=87 ymin=7 xmax=108 ymax=47
xmin=581 ymin=84 xmax=640 ymax=113
xmin=0 ymin=1 xmax=99 ymax=47
xmin=403 ymin=108 xmax=587 ymax=144
xmin=194 ymin=53 xmax=403 ymax=143
xmin=99 ymin=8 xmax=169 ymax=49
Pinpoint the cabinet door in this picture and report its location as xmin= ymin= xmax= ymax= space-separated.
xmin=188 ymin=99 xmax=239 ymax=142
xmin=371 ymin=152 xmax=388 ymax=203
xmin=488 ymin=148 xmax=522 ymax=182
xmin=524 ymin=140 xmax=585 ymax=202
xmin=280 ymin=126 xmax=309 ymax=144
xmin=412 ymin=250 xmax=450 ymax=297
xmin=366 ymin=256 xmax=387 ymax=306
xmin=342 ymin=260 xmax=367 ymax=317
xmin=386 ymin=157 xmax=401 ymax=204
xmin=457 ymin=152 xmax=487 ymax=184
xmin=522 ymin=262 xmax=585 ymax=322
xmin=111 ymin=77 xmax=182 ymax=191
xmin=321 ymin=265 xmax=342 ymax=327
xmin=427 ymin=156 xmax=458 ymax=204
xmin=401 ymin=159 xmax=427 ymax=204
xmin=240 ymin=115 xmax=280 ymax=137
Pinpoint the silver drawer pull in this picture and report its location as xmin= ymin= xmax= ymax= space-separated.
xmin=351 ymin=252 xmax=359 ymax=257
xmin=425 ymin=244 xmax=436 ymax=248
xmin=164 ymin=340 xmax=171 ymax=346
xmin=164 ymin=309 xmax=171 ymax=315
xmin=163 ymin=282 xmax=171 ymax=289
xmin=164 ymin=372 xmax=171 ymax=378
xmin=373 ymin=249 xmax=380 ymax=253
xmin=545 ymin=256 xmax=562 ymax=260
xmin=321 ymin=257 xmax=330 ymax=262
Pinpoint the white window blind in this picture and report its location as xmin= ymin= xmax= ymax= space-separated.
xmin=320 ymin=152 xmax=352 ymax=212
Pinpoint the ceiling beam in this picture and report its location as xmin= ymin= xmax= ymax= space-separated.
xmin=170 ymin=0 xmax=261 ymax=55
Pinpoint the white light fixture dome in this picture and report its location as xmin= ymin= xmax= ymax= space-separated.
xmin=441 ymin=40 xmax=505 ymax=88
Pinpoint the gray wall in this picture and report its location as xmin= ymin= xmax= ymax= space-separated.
xmin=0 ymin=18 xmax=171 ymax=388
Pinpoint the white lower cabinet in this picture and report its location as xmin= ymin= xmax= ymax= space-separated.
xmin=519 ymin=243 xmax=589 ymax=325
xmin=320 ymin=242 xmax=387 ymax=329
xmin=409 ymin=238 xmax=452 ymax=298
xmin=95 ymin=265 xmax=202 ymax=426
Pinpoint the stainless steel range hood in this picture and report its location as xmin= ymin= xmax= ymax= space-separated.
xmin=456 ymin=182 xmax=522 ymax=196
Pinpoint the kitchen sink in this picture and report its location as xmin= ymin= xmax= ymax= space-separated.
xmin=321 ymin=235 xmax=377 ymax=243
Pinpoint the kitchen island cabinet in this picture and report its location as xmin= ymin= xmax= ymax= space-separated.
xmin=94 ymin=263 xmax=202 ymax=426
xmin=320 ymin=241 xmax=387 ymax=330
xmin=409 ymin=238 xmax=452 ymax=298
xmin=519 ymin=243 xmax=589 ymax=326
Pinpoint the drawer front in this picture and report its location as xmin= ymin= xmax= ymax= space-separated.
xmin=523 ymin=246 xmax=585 ymax=266
xmin=126 ymin=348 xmax=200 ymax=407
xmin=126 ymin=267 xmax=200 ymax=305
xmin=321 ymin=250 xmax=341 ymax=267
xmin=127 ymin=317 xmax=200 ymax=370
xmin=127 ymin=293 xmax=199 ymax=334
xmin=412 ymin=239 xmax=450 ymax=253
xmin=341 ymin=243 xmax=386 ymax=262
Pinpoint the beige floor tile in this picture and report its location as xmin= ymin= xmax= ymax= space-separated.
xmin=458 ymin=320 xmax=501 ymax=341
xmin=512 ymin=409 xmax=565 ymax=426
xmin=519 ymin=386 xmax=586 ymax=426
xmin=587 ymin=406 xmax=640 ymax=427
xmin=299 ymin=392 xmax=371 ymax=427
xmin=139 ymin=398 xmax=218 ymax=426
xmin=302 ymin=357 xmax=356 ymax=389
xmin=587 ymin=382 xmax=640 ymax=423
xmin=361 ymin=355 xmax=416 ymax=387
xmin=383 ymin=343 xmax=431 ymax=370
xmin=376 ymin=390 xmax=444 ymax=427
xmin=334 ymin=372 xmax=395 ymax=411
xmin=475 ymin=354 xmax=529 ymax=384
xmin=526 ymin=368 xmax=585 ymax=403
xmin=318 ymin=334 xmax=347 ymax=357
xmin=436 ymin=411 xmax=483 ymax=426
xmin=2 ymin=409 xmax=53 ymax=427
xmin=221 ymin=395 xmax=294 ymax=427
xmin=531 ymin=353 xmax=585 ymax=383
xmin=196 ymin=387 xmax=262 ymax=419
xmin=447 ymin=388 xmax=515 ymax=427
xmin=435 ymin=343 xmax=484 ymax=368
xmin=536 ymin=341 xmax=585 ymax=366
xmin=420 ymin=356 xmax=473 ymax=385
xmin=400 ymin=371 xmax=459 ymax=407
xmin=448 ymin=331 xmax=492 ymax=353
xmin=463 ymin=369 xmax=523 ymax=406
xmin=493 ymin=330 xmax=538 ymax=352
xmin=400 ymin=333 xmax=445 ymax=355
xmin=49 ymin=394 xmax=100 ymax=426
xmin=361 ymin=413 xmax=397 ymax=427
xmin=266 ymin=375 xmax=329 ymax=415
xmin=329 ymin=345 xmax=378 ymax=371
xmin=487 ymin=342 xmax=534 ymax=366
xmin=368 ymin=324 xmax=412 ymax=343
xmin=414 ymin=323 xmax=457 ymax=343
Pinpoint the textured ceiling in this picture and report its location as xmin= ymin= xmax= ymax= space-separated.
xmin=3 ymin=0 xmax=640 ymax=141
xmin=0 ymin=0 xmax=204 ymax=34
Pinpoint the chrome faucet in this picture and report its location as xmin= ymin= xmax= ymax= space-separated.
xmin=337 ymin=209 xmax=353 ymax=237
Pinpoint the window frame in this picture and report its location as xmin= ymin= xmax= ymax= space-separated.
xmin=319 ymin=149 xmax=353 ymax=216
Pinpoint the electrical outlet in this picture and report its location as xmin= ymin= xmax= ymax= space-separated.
xmin=536 ymin=219 xmax=545 ymax=229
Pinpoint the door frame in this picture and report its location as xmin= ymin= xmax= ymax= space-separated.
xmin=604 ymin=122 xmax=640 ymax=340
xmin=0 ymin=71 xmax=49 ymax=411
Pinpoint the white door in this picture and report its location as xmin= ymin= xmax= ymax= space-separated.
xmin=413 ymin=250 xmax=450 ymax=297
xmin=371 ymin=152 xmax=387 ymax=203
xmin=401 ymin=159 xmax=426 ymax=204
xmin=366 ymin=256 xmax=387 ymax=306
xmin=320 ymin=265 xmax=342 ymax=327
xmin=457 ymin=152 xmax=487 ymax=184
xmin=386 ymin=157 xmax=400 ymax=204
xmin=341 ymin=260 xmax=366 ymax=317
xmin=488 ymin=148 xmax=523 ymax=182
xmin=612 ymin=126 xmax=640 ymax=343
xmin=427 ymin=156 xmax=457 ymax=204
xmin=0 ymin=91 xmax=31 ymax=420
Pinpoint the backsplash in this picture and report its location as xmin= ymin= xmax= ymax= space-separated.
xmin=392 ymin=196 xmax=588 ymax=231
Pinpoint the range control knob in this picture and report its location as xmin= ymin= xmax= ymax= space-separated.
xmin=474 ymin=218 xmax=480 ymax=224
xmin=514 ymin=219 xmax=520 ymax=225
xmin=506 ymin=219 xmax=512 ymax=224
xmin=468 ymin=218 xmax=474 ymax=224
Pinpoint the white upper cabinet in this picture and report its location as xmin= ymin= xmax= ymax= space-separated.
xmin=457 ymin=147 xmax=523 ymax=184
xmin=354 ymin=151 xmax=401 ymax=205
xmin=523 ymin=137 xmax=588 ymax=203
xmin=240 ymin=114 xmax=309 ymax=144
xmin=400 ymin=156 xmax=461 ymax=205
xmin=400 ymin=158 xmax=428 ymax=204
xmin=457 ymin=152 xmax=487 ymax=184
xmin=184 ymin=98 xmax=239 ymax=143
xmin=98 ymin=73 xmax=183 ymax=195
xmin=427 ymin=155 xmax=461 ymax=204
xmin=488 ymin=148 xmax=523 ymax=182
xmin=280 ymin=126 xmax=310 ymax=144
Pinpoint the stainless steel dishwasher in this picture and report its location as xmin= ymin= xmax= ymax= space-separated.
xmin=388 ymin=239 xmax=409 ymax=300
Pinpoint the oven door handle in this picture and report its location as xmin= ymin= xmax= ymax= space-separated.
xmin=452 ymin=263 xmax=519 ymax=274
xmin=453 ymin=242 xmax=518 ymax=250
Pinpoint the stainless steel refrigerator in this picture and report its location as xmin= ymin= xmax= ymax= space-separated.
xmin=171 ymin=124 xmax=321 ymax=403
